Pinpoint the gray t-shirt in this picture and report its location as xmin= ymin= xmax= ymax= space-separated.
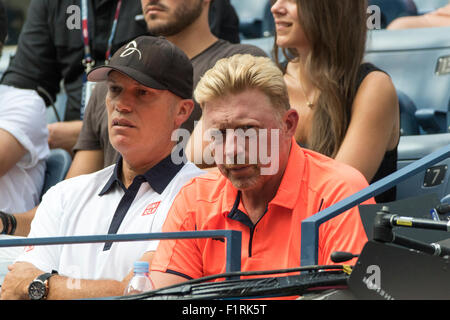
xmin=73 ymin=39 xmax=267 ymax=167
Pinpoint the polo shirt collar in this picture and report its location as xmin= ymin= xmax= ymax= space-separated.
xmin=221 ymin=137 xmax=305 ymax=216
xmin=99 ymin=154 xmax=185 ymax=195
xmin=269 ymin=137 xmax=305 ymax=210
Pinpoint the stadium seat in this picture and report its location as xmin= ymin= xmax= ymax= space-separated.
xmin=447 ymin=97 xmax=450 ymax=132
xmin=45 ymin=90 xmax=67 ymax=124
xmin=369 ymin=0 xmax=418 ymax=28
xmin=231 ymin=0 xmax=274 ymax=39
xmin=261 ymin=1 xmax=275 ymax=38
xmin=414 ymin=88 xmax=450 ymax=134
xmin=230 ymin=0 xmax=264 ymax=38
xmin=0 ymin=46 xmax=14 ymax=77
xmin=365 ymin=27 xmax=450 ymax=134
xmin=41 ymin=148 xmax=72 ymax=199
xmin=413 ymin=0 xmax=450 ymax=14
xmin=396 ymin=133 xmax=450 ymax=200
xmin=398 ymin=90 xmax=420 ymax=135
xmin=415 ymin=108 xmax=448 ymax=134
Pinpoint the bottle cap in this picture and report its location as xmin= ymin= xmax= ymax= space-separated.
xmin=133 ymin=261 xmax=149 ymax=273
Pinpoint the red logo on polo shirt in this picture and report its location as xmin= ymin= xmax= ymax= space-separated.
xmin=24 ymin=245 xmax=35 ymax=252
xmin=142 ymin=201 xmax=161 ymax=216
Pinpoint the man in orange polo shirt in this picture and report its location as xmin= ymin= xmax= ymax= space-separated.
xmin=150 ymin=54 xmax=372 ymax=288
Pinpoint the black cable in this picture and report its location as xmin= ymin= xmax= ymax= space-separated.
xmin=119 ymin=265 xmax=349 ymax=300
xmin=126 ymin=271 xmax=349 ymax=300
xmin=169 ymin=264 xmax=345 ymax=289
xmin=36 ymin=86 xmax=61 ymax=122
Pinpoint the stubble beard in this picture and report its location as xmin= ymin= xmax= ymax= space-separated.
xmin=220 ymin=165 xmax=263 ymax=191
xmin=146 ymin=0 xmax=203 ymax=37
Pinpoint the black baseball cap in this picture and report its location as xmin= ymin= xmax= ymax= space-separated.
xmin=88 ymin=36 xmax=193 ymax=99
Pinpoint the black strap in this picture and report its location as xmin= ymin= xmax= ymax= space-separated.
xmin=0 ymin=211 xmax=15 ymax=235
xmin=36 ymin=271 xmax=57 ymax=283
xmin=8 ymin=213 xmax=16 ymax=235
xmin=35 ymin=270 xmax=58 ymax=300
xmin=103 ymin=176 xmax=146 ymax=251
xmin=0 ymin=211 xmax=9 ymax=235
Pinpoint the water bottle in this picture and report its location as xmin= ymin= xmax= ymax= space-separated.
xmin=124 ymin=261 xmax=154 ymax=295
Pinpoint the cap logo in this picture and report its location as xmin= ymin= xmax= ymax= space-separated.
xmin=120 ymin=41 xmax=142 ymax=60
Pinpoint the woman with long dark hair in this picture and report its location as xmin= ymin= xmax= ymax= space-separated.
xmin=271 ymin=0 xmax=400 ymax=202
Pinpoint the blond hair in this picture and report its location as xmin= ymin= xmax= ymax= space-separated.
xmin=194 ymin=54 xmax=290 ymax=114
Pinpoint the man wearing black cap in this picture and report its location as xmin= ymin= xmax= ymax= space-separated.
xmin=70 ymin=0 xmax=267 ymax=177
xmin=2 ymin=0 xmax=264 ymax=239
xmin=0 ymin=0 xmax=239 ymax=156
xmin=0 ymin=36 xmax=203 ymax=300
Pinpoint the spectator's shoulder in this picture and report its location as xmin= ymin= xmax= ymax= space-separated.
xmin=0 ymin=86 xmax=46 ymax=119
xmin=302 ymin=148 xmax=369 ymax=194
xmin=217 ymin=39 xmax=268 ymax=58
xmin=0 ymin=85 xmax=43 ymax=103
xmin=49 ymin=164 xmax=115 ymax=195
xmin=175 ymin=170 xmax=227 ymax=203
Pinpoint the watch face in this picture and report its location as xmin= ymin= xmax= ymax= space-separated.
xmin=29 ymin=281 xmax=46 ymax=300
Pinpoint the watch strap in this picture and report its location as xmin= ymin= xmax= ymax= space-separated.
xmin=30 ymin=270 xmax=58 ymax=300
xmin=36 ymin=272 xmax=54 ymax=283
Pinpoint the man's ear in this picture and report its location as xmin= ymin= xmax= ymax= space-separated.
xmin=174 ymin=99 xmax=195 ymax=128
xmin=282 ymin=109 xmax=299 ymax=138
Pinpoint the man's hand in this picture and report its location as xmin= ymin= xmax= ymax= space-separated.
xmin=0 ymin=262 xmax=43 ymax=300
xmin=47 ymin=121 xmax=83 ymax=154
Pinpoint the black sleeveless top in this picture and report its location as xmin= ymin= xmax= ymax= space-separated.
xmin=355 ymin=63 xmax=398 ymax=203
xmin=291 ymin=62 xmax=398 ymax=203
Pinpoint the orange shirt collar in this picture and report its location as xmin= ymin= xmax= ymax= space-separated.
xmin=269 ymin=137 xmax=305 ymax=210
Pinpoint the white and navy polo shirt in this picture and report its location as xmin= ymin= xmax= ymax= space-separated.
xmin=16 ymin=155 xmax=203 ymax=281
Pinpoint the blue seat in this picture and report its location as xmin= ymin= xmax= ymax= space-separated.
xmin=45 ymin=91 xmax=67 ymax=124
xmin=365 ymin=27 xmax=450 ymax=134
xmin=447 ymin=97 xmax=450 ymax=132
xmin=261 ymin=1 xmax=275 ymax=38
xmin=413 ymin=0 xmax=449 ymax=14
xmin=369 ymin=0 xmax=418 ymax=28
xmin=411 ymin=89 xmax=450 ymax=134
xmin=41 ymin=149 xmax=72 ymax=199
xmin=231 ymin=0 xmax=274 ymax=39
xmin=396 ymin=133 xmax=450 ymax=200
xmin=415 ymin=108 xmax=448 ymax=134
xmin=398 ymin=90 xmax=420 ymax=135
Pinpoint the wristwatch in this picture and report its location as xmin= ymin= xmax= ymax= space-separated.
xmin=28 ymin=271 xmax=58 ymax=300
